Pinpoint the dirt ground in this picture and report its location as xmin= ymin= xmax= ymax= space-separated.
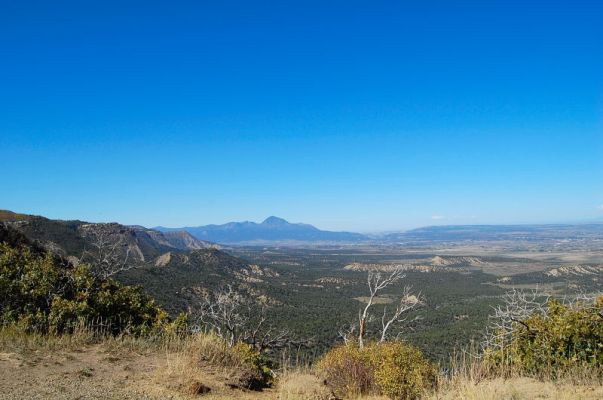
xmin=1 ymin=343 xmax=602 ymax=400
xmin=0 ymin=344 xmax=276 ymax=400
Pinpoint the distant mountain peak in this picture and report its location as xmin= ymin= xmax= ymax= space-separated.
xmin=156 ymin=216 xmax=367 ymax=244
xmin=262 ymin=216 xmax=289 ymax=225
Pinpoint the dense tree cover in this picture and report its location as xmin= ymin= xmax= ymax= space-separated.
xmin=228 ymin=258 xmax=504 ymax=363
xmin=0 ymin=225 xmax=170 ymax=334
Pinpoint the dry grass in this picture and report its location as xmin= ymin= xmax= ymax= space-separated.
xmin=277 ymin=371 xmax=332 ymax=400
xmin=0 ymin=320 xmax=188 ymax=356
xmin=0 ymin=325 xmax=270 ymax=399
xmin=276 ymin=370 xmax=601 ymax=400
xmin=2 ymin=326 xmax=602 ymax=399
xmin=159 ymin=333 xmax=231 ymax=394
xmin=0 ymin=322 xmax=97 ymax=353
xmin=0 ymin=330 xmax=180 ymax=399
xmin=430 ymin=377 xmax=603 ymax=400
xmin=431 ymin=346 xmax=603 ymax=400
xmin=156 ymin=332 xmax=272 ymax=396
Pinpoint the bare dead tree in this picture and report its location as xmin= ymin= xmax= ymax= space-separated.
xmin=563 ymin=290 xmax=597 ymax=310
xmin=357 ymin=268 xmax=422 ymax=347
xmin=242 ymin=313 xmax=297 ymax=353
xmin=195 ymin=285 xmax=249 ymax=346
xmin=338 ymin=321 xmax=358 ymax=345
xmin=193 ymin=285 xmax=308 ymax=352
xmin=358 ymin=269 xmax=403 ymax=347
xmin=80 ymin=227 xmax=135 ymax=279
xmin=379 ymin=286 xmax=422 ymax=342
xmin=482 ymin=287 xmax=550 ymax=353
xmin=481 ymin=287 xmax=603 ymax=361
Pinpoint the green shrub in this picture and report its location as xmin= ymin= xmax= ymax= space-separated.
xmin=164 ymin=312 xmax=190 ymax=335
xmin=0 ymin=228 xmax=169 ymax=335
xmin=318 ymin=341 xmax=436 ymax=399
xmin=231 ymin=342 xmax=274 ymax=387
xmin=485 ymin=295 xmax=603 ymax=377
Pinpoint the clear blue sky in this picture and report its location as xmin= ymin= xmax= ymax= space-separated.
xmin=1 ymin=1 xmax=602 ymax=232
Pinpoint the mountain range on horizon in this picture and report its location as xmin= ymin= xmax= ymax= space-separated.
xmin=156 ymin=215 xmax=603 ymax=245
xmin=3 ymin=209 xmax=603 ymax=246
xmin=155 ymin=216 xmax=369 ymax=244
xmin=155 ymin=216 xmax=603 ymax=245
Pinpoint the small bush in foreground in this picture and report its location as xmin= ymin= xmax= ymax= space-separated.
xmin=318 ymin=341 xmax=436 ymax=399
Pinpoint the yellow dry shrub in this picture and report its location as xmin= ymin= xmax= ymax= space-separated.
xmin=317 ymin=343 xmax=375 ymax=396
xmin=371 ymin=342 xmax=437 ymax=399
xmin=318 ymin=341 xmax=436 ymax=399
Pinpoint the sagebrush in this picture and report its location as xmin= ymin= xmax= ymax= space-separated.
xmin=318 ymin=341 xmax=436 ymax=399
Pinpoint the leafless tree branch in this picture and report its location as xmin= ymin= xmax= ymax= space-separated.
xmin=482 ymin=287 xmax=549 ymax=353
xmin=380 ymin=286 xmax=422 ymax=342
xmin=80 ymin=227 xmax=136 ymax=279
xmin=356 ymin=268 xmax=422 ymax=347
xmin=191 ymin=285 xmax=308 ymax=352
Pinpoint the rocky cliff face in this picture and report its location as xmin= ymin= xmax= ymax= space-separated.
xmin=0 ymin=211 xmax=219 ymax=263
xmin=161 ymin=230 xmax=220 ymax=250
xmin=545 ymin=264 xmax=603 ymax=277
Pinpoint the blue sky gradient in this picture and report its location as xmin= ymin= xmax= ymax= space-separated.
xmin=1 ymin=1 xmax=602 ymax=231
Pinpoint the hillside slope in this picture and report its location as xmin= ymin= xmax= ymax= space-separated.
xmin=1 ymin=211 xmax=277 ymax=316
xmin=117 ymin=247 xmax=278 ymax=314
xmin=1 ymin=210 xmax=218 ymax=261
